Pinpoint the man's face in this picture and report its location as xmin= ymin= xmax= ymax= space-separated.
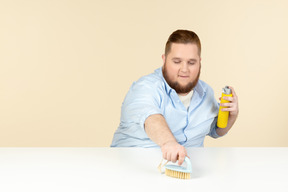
xmin=162 ymin=43 xmax=201 ymax=95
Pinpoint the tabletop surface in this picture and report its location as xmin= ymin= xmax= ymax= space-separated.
xmin=0 ymin=147 xmax=287 ymax=192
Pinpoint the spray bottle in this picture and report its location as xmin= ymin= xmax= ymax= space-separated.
xmin=217 ymin=86 xmax=232 ymax=128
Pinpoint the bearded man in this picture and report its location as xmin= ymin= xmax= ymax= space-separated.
xmin=111 ymin=29 xmax=239 ymax=165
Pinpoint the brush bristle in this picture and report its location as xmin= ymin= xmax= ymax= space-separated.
xmin=165 ymin=169 xmax=190 ymax=179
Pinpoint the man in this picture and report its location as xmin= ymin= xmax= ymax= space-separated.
xmin=111 ymin=29 xmax=239 ymax=165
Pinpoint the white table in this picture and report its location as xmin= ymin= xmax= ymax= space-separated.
xmin=0 ymin=147 xmax=287 ymax=192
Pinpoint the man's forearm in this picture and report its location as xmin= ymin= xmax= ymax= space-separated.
xmin=144 ymin=114 xmax=187 ymax=165
xmin=216 ymin=115 xmax=237 ymax=136
xmin=144 ymin=114 xmax=177 ymax=146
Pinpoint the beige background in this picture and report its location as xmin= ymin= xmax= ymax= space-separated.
xmin=1 ymin=0 xmax=287 ymax=147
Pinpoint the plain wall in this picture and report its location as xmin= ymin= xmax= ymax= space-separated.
xmin=1 ymin=0 xmax=288 ymax=147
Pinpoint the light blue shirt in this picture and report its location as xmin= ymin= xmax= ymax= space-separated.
xmin=111 ymin=67 xmax=222 ymax=147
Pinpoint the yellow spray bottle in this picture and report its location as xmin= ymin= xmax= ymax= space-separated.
xmin=217 ymin=86 xmax=232 ymax=128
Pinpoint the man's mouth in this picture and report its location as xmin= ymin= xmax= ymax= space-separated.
xmin=178 ymin=75 xmax=189 ymax=78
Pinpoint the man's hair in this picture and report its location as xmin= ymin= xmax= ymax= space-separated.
xmin=165 ymin=29 xmax=201 ymax=56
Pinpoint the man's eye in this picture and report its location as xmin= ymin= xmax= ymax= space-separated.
xmin=174 ymin=61 xmax=181 ymax=64
xmin=189 ymin=62 xmax=195 ymax=65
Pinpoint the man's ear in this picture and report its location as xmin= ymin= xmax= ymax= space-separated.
xmin=162 ymin=54 xmax=166 ymax=65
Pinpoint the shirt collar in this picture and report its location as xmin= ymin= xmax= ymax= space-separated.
xmin=154 ymin=67 xmax=206 ymax=98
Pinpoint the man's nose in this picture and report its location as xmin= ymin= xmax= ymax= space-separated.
xmin=180 ymin=63 xmax=188 ymax=72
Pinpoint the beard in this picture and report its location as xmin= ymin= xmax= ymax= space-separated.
xmin=162 ymin=64 xmax=201 ymax=94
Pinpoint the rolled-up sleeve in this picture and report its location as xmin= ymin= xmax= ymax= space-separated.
xmin=121 ymin=78 xmax=163 ymax=130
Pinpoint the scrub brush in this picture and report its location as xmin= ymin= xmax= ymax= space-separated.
xmin=158 ymin=157 xmax=192 ymax=179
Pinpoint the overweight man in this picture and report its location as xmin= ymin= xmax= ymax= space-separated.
xmin=111 ymin=29 xmax=239 ymax=165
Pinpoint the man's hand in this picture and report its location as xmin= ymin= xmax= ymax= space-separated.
xmin=220 ymin=86 xmax=239 ymax=118
xmin=161 ymin=140 xmax=187 ymax=165
xmin=216 ymin=86 xmax=239 ymax=136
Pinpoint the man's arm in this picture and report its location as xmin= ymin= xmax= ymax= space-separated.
xmin=144 ymin=114 xmax=187 ymax=165
xmin=216 ymin=86 xmax=239 ymax=136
